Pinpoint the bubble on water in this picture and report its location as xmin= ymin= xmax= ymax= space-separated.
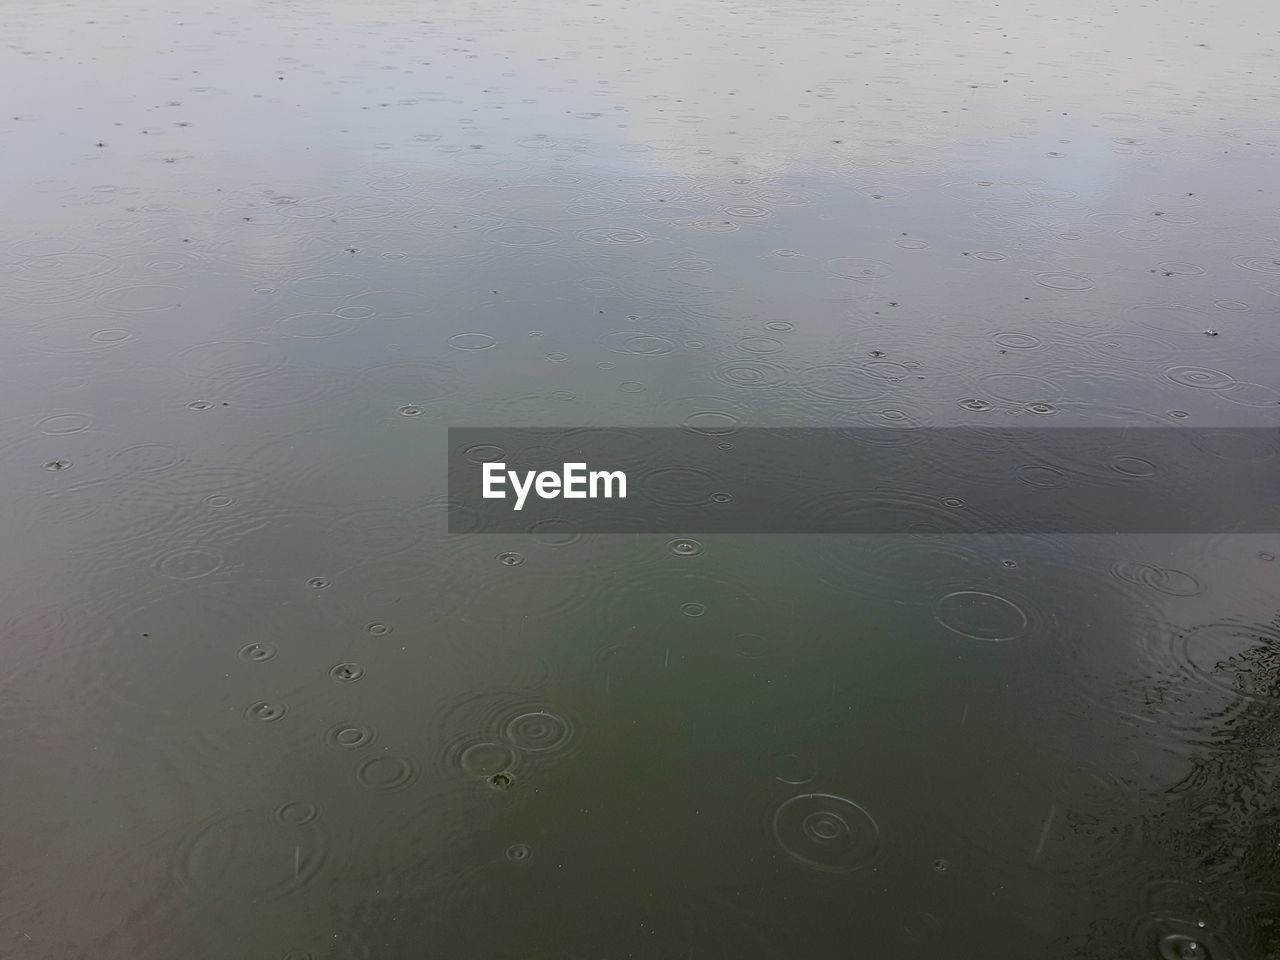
xmin=366 ymin=621 xmax=392 ymax=637
xmin=239 ymin=642 xmax=277 ymax=662
xmin=330 ymin=662 xmax=365 ymax=682
xmin=932 ymin=858 xmax=950 ymax=872
xmin=772 ymin=794 xmax=880 ymax=872
xmin=935 ymin=590 xmax=1028 ymax=642
xmin=488 ymin=771 xmax=515 ymax=790
xmin=245 ymin=700 xmax=287 ymax=722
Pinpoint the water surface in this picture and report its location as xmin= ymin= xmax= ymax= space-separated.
xmin=2 ymin=0 xmax=1279 ymax=956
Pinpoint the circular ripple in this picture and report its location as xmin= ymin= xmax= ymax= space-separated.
xmin=504 ymin=710 xmax=572 ymax=753
xmin=154 ymin=548 xmax=223 ymax=580
xmin=172 ymin=810 xmax=326 ymax=903
xmin=505 ymin=842 xmax=532 ymax=863
xmin=245 ymin=700 xmax=287 ymax=722
xmin=330 ymin=662 xmax=365 ymax=682
xmin=935 ymin=590 xmax=1028 ymax=642
xmin=1111 ymin=561 xmax=1202 ymax=597
xmin=993 ymin=332 xmax=1040 ymax=350
xmin=448 ymin=332 xmax=496 ymax=351
xmin=668 ymin=537 xmax=704 ymax=557
xmin=1034 ymin=272 xmax=1095 ymax=291
xmin=37 ymin=412 xmax=93 ymax=435
xmin=357 ymin=756 xmax=418 ymax=791
xmin=99 ymin=283 xmax=184 ymax=311
xmin=457 ymin=741 xmax=517 ymax=776
xmin=712 ymin=358 xmax=788 ymax=389
xmin=827 ymin=258 xmax=892 ymax=280
xmin=179 ymin=339 xmax=287 ymax=381
xmin=604 ymin=331 xmax=676 ymax=357
xmin=772 ymin=794 xmax=880 ymax=872
xmin=1233 ymin=255 xmax=1280 ymax=275
xmin=1166 ymin=365 xmax=1234 ymax=390
xmin=1130 ymin=914 xmax=1237 ymax=960
xmin=238 ymin=642 xmax=277 ymax=662
xmin=1173 ymin=622 xmax=1280 ymax=704
xmin=325 ymin=723 xmax=375 ymax=749
xmin=797 ymin=364 xmax=885 ymax=403
xmin=15 ymin=252 xmax=116 ymax=282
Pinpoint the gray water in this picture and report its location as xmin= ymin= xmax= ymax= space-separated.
xmin=3 ymin=0 xmax=1280 ymax=956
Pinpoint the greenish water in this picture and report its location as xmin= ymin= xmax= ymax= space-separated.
xmin=2 ymin=0 xmax=1279 ymax=956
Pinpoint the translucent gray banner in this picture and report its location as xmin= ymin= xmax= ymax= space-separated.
xmin=447 ymin=427 xmax=1280 ymax=533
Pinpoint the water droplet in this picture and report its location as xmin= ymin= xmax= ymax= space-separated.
xmin=245 ymin=700 xmax=286 ymax=722
xmin=488 ymin=771 xmax=515 ymax=790
xmin=505 ymin=842 xmax=531 ymax=862
xmin=668 ymin=537 xmax=704 ymax=557
xmin=330 ymin=662 xmax=365 ymax=682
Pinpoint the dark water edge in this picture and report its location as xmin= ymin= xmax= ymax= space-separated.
xmin=2 ymin=0 xmax=1279 ymax=957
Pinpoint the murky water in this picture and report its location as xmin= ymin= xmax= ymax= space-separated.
xmin=3 ymin=0 xmax=1279 ymax=955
